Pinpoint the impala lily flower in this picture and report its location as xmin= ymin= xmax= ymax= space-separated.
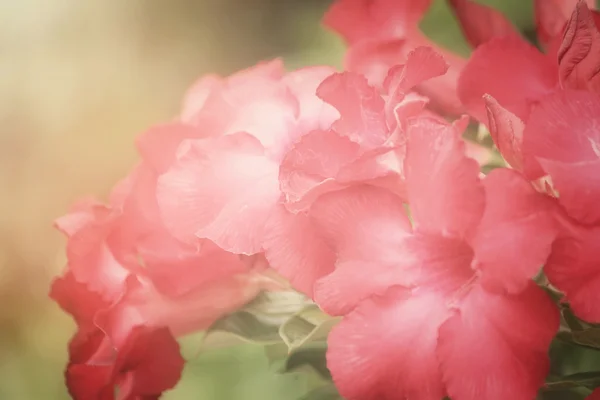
xmin=519 ymin=89 xmax=600 ymax=323
xmin=458 ymin=0 xmax=600 ymax=174
xmin=324 ymin=0 xmax=467 ymax=114
xmin=51 ymin=143 xmax=286 ymax=398
xmin=308 ymin=118 xmax=559 ymax=400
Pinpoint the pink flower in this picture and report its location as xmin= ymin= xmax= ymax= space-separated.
xmin=458 ymin=0 xmax=600 ymax=175
xmin=522 ymin=89 xmax=600 ymax=322
xmin=307 ymin=118 xmax=559 ymax=400
xmin=51 ymin=142 xmax=286 ymax=398
xmin=324 ymin=0 xmax=467 ymax=114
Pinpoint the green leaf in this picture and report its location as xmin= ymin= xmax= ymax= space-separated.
xmin=279 ymin=305 xmax=340 ymax=351
xmin=545 ymin=371 xmax=600 ymax=391
xmin=203 ymin=311 xmax=283 ymax=347
xmin=297 ymin=384 xmax=343 ymax=400
xmin=284 ymin=343 xmax=332 ymax=380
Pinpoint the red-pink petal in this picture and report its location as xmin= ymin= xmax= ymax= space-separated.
xmin=587 ymin=388 xmax=600 ymax=399
xmin=483 ymin=95 xmax=527 ymax=171
xmin=263 ymin=204 xmax=336 ymax=297
xmin=310 ymin=185 xmax=474 ymax=315
xmin=448 ymin=0 xmax=520 ymax=48
xmin=136 ymin=123 xmax=203 ymax=174
xmin=279 ymin=129 xmax=362 ymax=211
xmin=156 ymin=133 xmax=280 ymax=254
xmin=524 ymin=90 xmax=600 ymax=224
xmin=558 ymin=1 xmax=600 ymax=92
xmin=316 ymin=72 xmax=388 ymax=149
xmin=180 ymin=74 xmax=223 ymax=122
xmin=405 ymin=118 xmax=485 ymax=239
xmin=535 ymin=0 xmax=596 ymax=47
xmin=545 ymin=225 xmax=600 ymax=322
xmin=383 ymin=46 xmax=449 ymax=96
xmin=437 ymin=283 xmax=559 ymax=400
xmin=472 ymin=169 xmax=559 ymax=293
xmin=327 ymin=288 xmax=449 ymax=400
xmin=458 ymin=36 xmax=558 ymax=122
xmin=323 ymin=0 xmax=433 ymax=44
xmin=114 ymin=326 xmax=184 ymax=399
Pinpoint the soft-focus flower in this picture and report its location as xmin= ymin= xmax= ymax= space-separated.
xmin=459 ymin=0 xmax=600 ymax=175
xmin=521 ymin=89 xmax=600 ymax=322
xmin=51 ymin=138 xmax=286 ymax=398
xmin=324 ymin=0 xmax=467 ymax=114
xmin=308 ymin=118 xmax=559 ymax=400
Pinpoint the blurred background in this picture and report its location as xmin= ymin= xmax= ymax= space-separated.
xmin=0 ymin=0 xmax=535 ymax=398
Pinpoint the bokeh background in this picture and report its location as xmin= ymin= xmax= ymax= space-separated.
xmin=0 ymin=0 xmax=535 ymax=398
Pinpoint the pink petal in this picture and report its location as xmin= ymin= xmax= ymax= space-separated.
xmin=316 ymin=72 xmax=388 ymax=149
xmin=458 ymin=36 xmax=558 ymax=122
xmin=405 ymin=118 xmax=485 ymax=239
xmin=190 ymin=75 xmax=300 ymax=160
xmin=279 ymin=129 xmax=362 ymax=211
xmin=448 ymin=0 xmax=520 ymax=48
xmin=136 ymin=123 xmax=203 ymax=174
xmin=546 ymin=225 xmax=600 ymax=322
xmin=383 ymin=46 xmax=449 ymax=96
xmin=524 ymin=90 xmax=600 ymax=224
xmin=472 ymin=169 xmax=559 ymax=294
xmin=180 ymin=74 xmax=223 ymax=122
xmin=156 ymin=133 xmax=280 ymax=254
xmin=323 ymin=0 xmax=433 ymax=44
xmin=327 ymin=288 xmax=449 ymax=400
xmin=262 ymin=204 xmax=336 ymax=297
xmin=558 ymin=1 xmax=600 ymax=92
xmin=437 ymin=283 xmax=559 ymax=400
xmin=282 ymin=66 xmax=339 ymax=132
xmin=540 ymin=158 xmax=600 ymax=225
xmin=310 ymin=185 xmax=474 ymax=315
xmin=483 ymin=95 xmax=527 ymax=171
xmin=535 ymin=0 xmax=596 ymax=47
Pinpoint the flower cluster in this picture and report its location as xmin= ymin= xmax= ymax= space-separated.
xmin=51 ymin=0 xmax=600 ymax=399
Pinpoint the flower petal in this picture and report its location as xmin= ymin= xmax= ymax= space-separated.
xmin=405 ymin=118 xmax=485 ymax=239
xmin=483 ymin=95 xmax=526 ymax=171
xmin=156 ymin=133 xmax=280 ymax=254
xmin=316 ymin=72 xmax=388 ymax=149
xmin=458 ymin=36 xmax=558 ymax=122
xmin=263 ymin=204 xmax=336 ymax=297
xmin=472 ymin=169 xmax=559 ymax=293
xmin=448 ymin=0 xmax=520 ymax=48
xmin=545 ymin=225 xmax=600 ymax=322
xmin=534 ymin=0 xmax=596 ymax=48
xmin=524 ymin=90 xmax=600 ymax=224
xmin=558 ymin=1 xmax=600 ymax=92
xmin=327 ymin=288 xmax=449 ymax=400
xmin=438 ymin=283 xmax=559 ymax=400
xmin=323 ymin=0 xmax=433 ymax=44
xmin=310 ymin=185 xmax=473 ymax=315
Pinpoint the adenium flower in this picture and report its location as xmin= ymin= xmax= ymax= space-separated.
xmin=307 ymin=118 xmax=560 ymax=400
xmin=51 ymin=147 xmax=286 ymax=398
xmin=522 ymin=89 xmax=600 ymax=322
xmin=458 ymin=0 xmax=600 ymax=174
xmin=323 ymin=0 xmax=467 ymax=114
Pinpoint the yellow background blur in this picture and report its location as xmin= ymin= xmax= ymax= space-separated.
xmin=0 ymin=1 xmax=533 ymax=398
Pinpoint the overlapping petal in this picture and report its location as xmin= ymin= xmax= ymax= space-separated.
xmin=405 ymin=118 xmax=484 ymax=239
xmin=438 ymin=283 xmax=559 ymax=400
xmin=156 ymin=133 xmax=280 ymax=254
xmin=448 ymin=0 xmax=520 ymax=48
xmin=545 ymin=224 xmax=600 ymax=322
xmin=458 ymin=36 xmax=558 ymax=122
xmin=327 ymin=288 xmax=449 ymax=400
xmin=471 ymin=169 xmax=559 ymax=294
xmin=535 ymin=0 xmax=596 ymax=47
xmin=558 ymin=1 xmax=600 ymax=92
xmin=524 ymin=90 xmax=600 ymax=224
